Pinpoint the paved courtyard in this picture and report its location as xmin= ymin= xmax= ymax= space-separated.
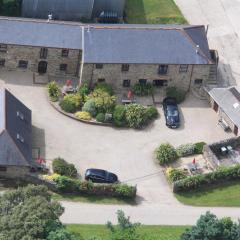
xmin=0 ymin=70 xmax=233 ymax=207
xmin=175 ymin=0 xmax=240 ymax=87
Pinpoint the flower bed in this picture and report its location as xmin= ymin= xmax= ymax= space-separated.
xmin=47 ymin=81 xmax=159 ymax=129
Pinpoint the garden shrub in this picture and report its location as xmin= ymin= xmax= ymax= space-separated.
xmin=54 ymin=175 xmax=79 ymax=193
xmin=96 ymin=113 xmax=105 ymax=123
xmin=166 ymin=167 xmax=187 ymax=182
xmin=133 ymin=83 xmax=154 ymax=96
xmin=47 ymin=81 xmax=60 ymax=102
xmin=174 ymin=165 xmax=240 ymax=192
xmin=194 ymin=142 xmax=206 ymax=154
xmin=155 ymin=143 xmax=178 ymax=165
xmin=78 ymin=83 xmax=90 ymax=96
xmin=114 ymin=184 xmax=137 ymax=198
xmin=125 ymin=104 xmax=147 ymax=129
xmin=75 ymin=111 xmax=92 ymax=121
xmin=88 ymin=89 xmax=116 ymax=113
xmin=94 ymin=83 xmax=114 ymax=95
xmin=113 ymin=105 xmax=127 ymax=127
xmin=53 ymin=176 xmax=137 ymax=199
xmin=166 ymin=87 xmax=186 ymax=104
xmin=82 ymin=99 xmax=97 ymax=117
xmin=176 ymin=143 xmax=195 ymax=157
xmin=60 ymin=94 xmax=82 ymax=113
xmin=145 ymin=106 xmax=159 ymax=120
xmin=52 ymin=157 xmax=78 ymax=178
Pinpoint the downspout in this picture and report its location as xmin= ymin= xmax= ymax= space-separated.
xmin=188 ymin=65 xmax=194 ymax=92
xmin=79 ymin=26 xmax=85 ymax=86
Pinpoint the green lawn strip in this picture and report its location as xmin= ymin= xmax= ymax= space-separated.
xmin=52 ymin=192 xmax=136 ymax=205
xmin=175 ymin=181 xmax=240 ymax=207
xmin=125 ymin=0 xmax=187 ymax=24
xmin=66 ymin=224 xmax=188 ymax=240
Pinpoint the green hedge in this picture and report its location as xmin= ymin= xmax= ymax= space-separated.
xmin=166 ymin=87 xmax=186 ymax=104
xmin=54 ymin=176 xmax=137 ymax=199
xmin=194 ymin=142 xmax=206 ymax=154
xmin=133 ymin=83 xmax=154 ymax=96
xmin=174 ymin=165 xmax=240 ymax=192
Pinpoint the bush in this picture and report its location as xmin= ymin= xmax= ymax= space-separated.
xmin=125 ymin=104 xmax=147 ymax=129
xmin=96 ymin=113 xmax=105 ymax=123
xmin=88 ymin=89 xmax=116 ymax=113
xmin=60 ymin=94 xmax=82 ymax=113
xmin=78 ymin=83 xmax=90 ymax=96
xmin=113 ymin=105 xmax=127 ymax=127
xmin=53 ymin=176 xmax=137 ymax=199
xmin=114 ymin=184 xmax=137 ymax=198
xmin=47 ymin=81 xmax=60 ymax=102
xmin=82 ymin=99 xmax=97 ymax=117
xmin=52 ymin=157 xmax=78 ymax=178
xmin=174 ymin=165 xmax=240 ymax=192
xmin=166 ymin=87 xmax=186 ymax=104
xmin=176 ymin=143 xmax=195 ymax=157
xmin=75 ymin=111 xmax=92 ymax=121
xmin=155 ymin=143 xmax=178 ymax=165
xmin=94 ymin=83 xmax=114 ymax=95
xmin=166 ymin=167 xmax=187 ymax=182
xmin=54 ymin=175 xmax=79 ymax=192
xmin=145 ymin=106 xmax=159 ymax=120
xmin=194 ymin=142 xmax=206 ymax=154
xmin=133 ymin=83 xmax=154 ymax=96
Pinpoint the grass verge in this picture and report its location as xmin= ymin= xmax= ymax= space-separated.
xmin=52 ymin=193 xmax=136 ymax=205
xmin=67 ymin=224 xmax=188 ymax=240
xmin=125 ymin=0 xmax=187 ymax=24
xmin=175 ymin=181 xmax=240 ymax=207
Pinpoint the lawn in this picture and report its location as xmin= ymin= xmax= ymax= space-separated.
xmin=52 ymin=193 xmax=136 ymax=205
xmin=175 ymin=181 xmax=240 ymax=207
xmin=67 ymin=224 xmax=188 ymax=240
xmin=125 ymin=0 xmax=187 ymax=24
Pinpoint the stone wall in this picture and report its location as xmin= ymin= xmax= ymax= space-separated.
xmin=81 ymin=63 xmax=212 ymax=92
xmin=0 ymin=166 xmax=30 ymax=178
xmin=0 ymin=44 xmax=81 ymax=77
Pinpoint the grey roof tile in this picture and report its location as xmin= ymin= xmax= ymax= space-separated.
xmin=0 ymin=88 xmax=32 ymax=167
xmin=209 ymin=87 xmax=240 ymax=128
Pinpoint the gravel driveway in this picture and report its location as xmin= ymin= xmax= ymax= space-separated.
xmin=0 ymin=71 xmax=234 ymax=224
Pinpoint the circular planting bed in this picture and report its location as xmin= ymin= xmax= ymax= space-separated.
xmin=47 ymin=81 xmax=159 ymax=129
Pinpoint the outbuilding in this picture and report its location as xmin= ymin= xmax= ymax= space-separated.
xmin=209 ymin=87 xmax=240 ymax=135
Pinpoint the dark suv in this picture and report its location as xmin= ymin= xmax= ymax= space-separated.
xmin=163 ymin=97 xmax=180 ymax=128
xmin=85 ymin=168 xmax=118 ymax=183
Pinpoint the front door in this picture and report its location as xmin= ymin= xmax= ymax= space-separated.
xmin=234 ymin=125 xmax=238 ymax=135
xmin=38 ymin=61 xmax=47 ymax=74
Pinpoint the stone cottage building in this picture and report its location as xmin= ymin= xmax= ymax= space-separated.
xmin=0 ymin=88 xmax=33 ymax=178
xmin=0 ymin=17 xmax=217 ymax=93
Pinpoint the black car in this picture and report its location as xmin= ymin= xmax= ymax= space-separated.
xmin=163 ymin=97 xmax=180 ymax=128
xmin=85 ymin=168 xmax=118 ymax=183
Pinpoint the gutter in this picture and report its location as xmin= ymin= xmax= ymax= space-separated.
xmin=79 ymin=26 xmax=85 ymax=85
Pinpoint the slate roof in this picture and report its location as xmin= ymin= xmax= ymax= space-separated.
xmin=0 ymin=17 xmax=82 ymax=49
xmin=22 ymin=0 xmax=94 ymax=20
xmin=84 ymin=25 xmax=212 ymax=64
xmin=209 ymin=87 xmax=240 ymax=128
xmin=0 ymin=17 xmax=212 ymax=64
xmin=0 ymin=88 xmax=32 ymax=167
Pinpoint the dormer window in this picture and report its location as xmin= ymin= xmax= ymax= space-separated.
xmin=17 ymin=134 xmax=24 ymax=143
xmin=17 ymin=111 xmax=24 ymax=120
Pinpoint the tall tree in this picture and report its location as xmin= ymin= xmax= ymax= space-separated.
xmin=0 ymin=185 xmax=77 ymax=240
xmin=181 ymin=212 xmax=240 ymax=240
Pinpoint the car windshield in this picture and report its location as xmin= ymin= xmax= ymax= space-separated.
xmin=167 ymin=109 xmax=178 ymax=117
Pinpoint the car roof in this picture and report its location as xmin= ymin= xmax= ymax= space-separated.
xmin=87 ymin=168 xmax=107 ymax=177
